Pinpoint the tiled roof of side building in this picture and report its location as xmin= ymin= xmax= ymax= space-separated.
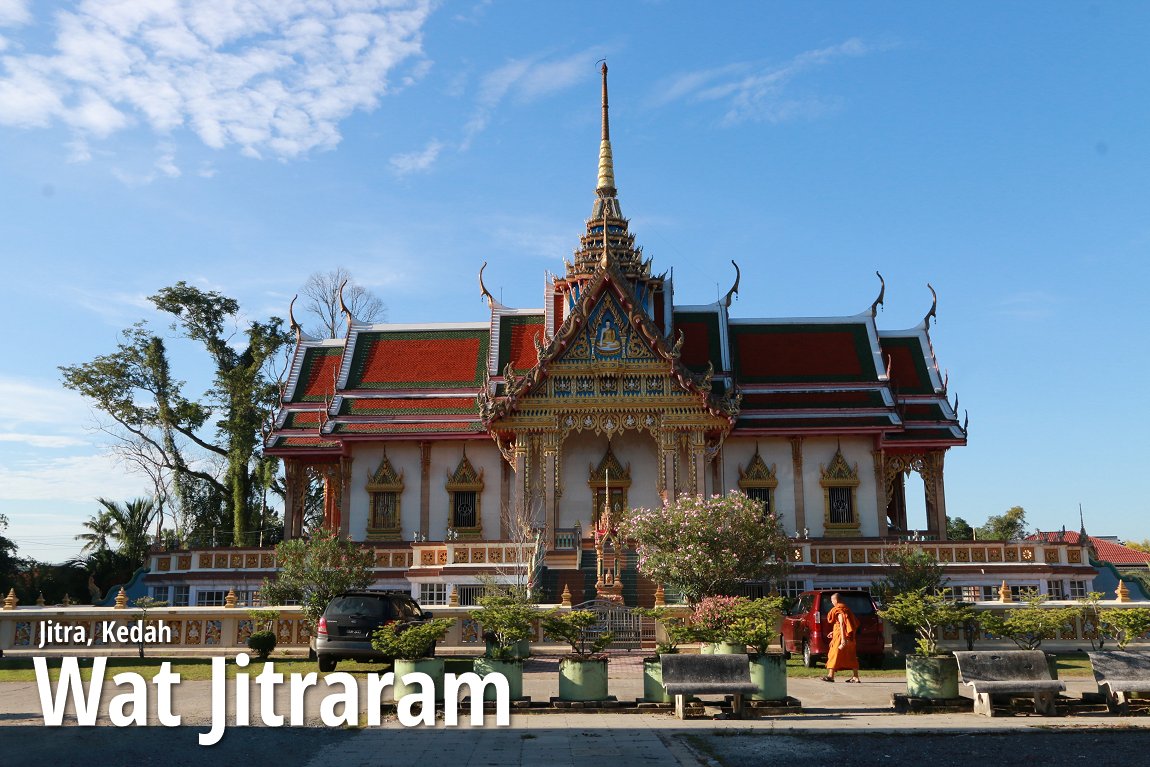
xmin=497 ymin=314 xmax=544 ymax=375
xmin=729 ymin=320 xmax=882 ymax=384
xmin=879 ymin=335 xmax=937 ymax=395
xmin=338 ymin=396 xmax=479 ymax=416
xmin=673 ymin=309 xmax=723 ymax=374
xmin=288 ymin=345 xmax=344 ymax=403
xmin=1030 ymin=531 xmax=1150 ymax=565
xmin=345 ymin=328 xmax=489 ymax=390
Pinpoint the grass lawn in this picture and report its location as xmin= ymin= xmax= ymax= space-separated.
xmin=785 ymin=651 xmax=1094 ymax=678
xmin=0 ymin=656 xmax=477 ymax=683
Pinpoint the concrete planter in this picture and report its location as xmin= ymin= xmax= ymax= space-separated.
xmin=473 ymin=657 xmax=523 ymax=700
xmin=558 ymin=656 xmax=609 ymax=701
xmin=703 ymin=642 xmax=747 ymax=655
xmin=485 ymin=637 xmax=532 ymax=660
xmin=642 ymin=657 xmax=672 ymax=703
xmin=393 ymin=657 xmax=445 ymax=701
xmin=748 ymin=652 xmax=788 ymax=701
xmin=905 ymin=654 xmax=959 ymax=700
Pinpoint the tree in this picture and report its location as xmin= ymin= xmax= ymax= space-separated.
xmin=979 ymin=594 xmax=1077 ymax=650
xmin=61 ymin=282 xmax=291 ymax=546
xmin=259 ymin=527 xmax=375 ymax=630
xmin=300 ymin=267 xmax=386 ymax=338
xmin=977 ymin=506 xmax=1029 ymax=541
xmin=0 ymin=515 xmax=20 ymax=596
xmin=1100 ymin=608 xmax=1150 ymax=650
xmin=93 ymin=497 xmax=158 ymax=569
xmin=946 ymin=516 xmax=974 ymax=541
xmin=75 ymin=511 xmax=117 ymax=555
xmin=870 ymin=544 xmax=947 ymax=607
xmin=1124 ymin=538 xmax=1150 ymax=554
xmin=618 ymin=491 xmax=791 ymax=604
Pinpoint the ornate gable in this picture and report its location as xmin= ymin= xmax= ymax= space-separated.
xmin=366 ymin=452 xmax=404 ymax=492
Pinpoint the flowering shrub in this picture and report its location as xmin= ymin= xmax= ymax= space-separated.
xmin=691 ymin=596 xmax=748 ymax=642
xmin=617 ymin=491 xmax=791 ymax=604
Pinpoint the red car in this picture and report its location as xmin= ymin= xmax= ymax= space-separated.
xmin=780 ymin=590 xmax=885 ymax=668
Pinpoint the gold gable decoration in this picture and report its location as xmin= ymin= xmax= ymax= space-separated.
xmin=446 ymin=451 xmax=484 ymax=491
xmin=366 ymin=452 xmax=404 ymax=492
xmin=821 ymin=446 xmax=859 ymax=482
xmin=738 ymin=447 xmax=778 ymax=489
xmin=588 ymin=444 xmax=632 ymax=488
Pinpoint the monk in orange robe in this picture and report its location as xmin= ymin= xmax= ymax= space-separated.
xmin=823 ymin=592 xmax=861 ymax=682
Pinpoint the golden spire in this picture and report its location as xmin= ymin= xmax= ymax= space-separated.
xmin=597 ymin=62 xmax=615 ymax=196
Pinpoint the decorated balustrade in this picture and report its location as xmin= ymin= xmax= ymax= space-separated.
xmin=792 ymin=539 xmax=1088 ymax=567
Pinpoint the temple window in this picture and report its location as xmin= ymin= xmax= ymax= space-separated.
xmin=738 ymin=447 xmax=778 ymax=520
xmin=820 ymin=446 xmax=861 ymax=537
xmin=588 ymin=444 xmax=631 ymax=533
xmin=446 ymin=451 xmax=484 ymax=539
xmin=366 ymin=453 xmax=404 ymax=541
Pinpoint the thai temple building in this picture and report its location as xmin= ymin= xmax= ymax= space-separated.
xmin=143 ymin=66 xmax=1099 ymax=608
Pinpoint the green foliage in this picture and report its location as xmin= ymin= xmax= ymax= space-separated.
xmin=258 ymin=527 xmax=375 ymax=630
xmin=60 ymin=283 xmax=290 ymax=548
xmin=1124 ymin=539 xmax=1150 ymax=554
xmin=870 ymin=544 xmax=946 ymax=610
xmin=472 ymin=591 xmax=538 ymax=660
xmin=633 ymin=607 xmax=695 ymax=654
xmin=131 ymin=596 xmax=167 ymax=658
xmin=946 ymin=516 xmax=974 ymax=540
xmin=1099 ymin=608 xmax=1150 ymax=650
xmin=541 ymin=609 xmax=613 ymax=656
xmin=1076 ymin=592 xmax=1107 ymax=650
xmin=977 ymin=506 xmax=1028 ymax=541
xmin=726 ymin=597 xmax=786 ymax=655
xmin=248 ymin=609 xmax=280 ymax=633
xmin=978 ymin=595 xmax=1077 ymax=650
xmin=618 ymin=491 xmax=791 ymax=603
xmin=877 ymin=589 xmax=974 ymax=656
xmin=0 ymin=515 xmax=20 ymax=595
xmin=371 ymin=618 xmax=453 ymax=660
xmin=84 ymin=497 xmax=158 ymax=569
xmin=689 ymin=595 xmax=749 ymax=643
xmin=247 ymin=630 xmax=278 ymax=659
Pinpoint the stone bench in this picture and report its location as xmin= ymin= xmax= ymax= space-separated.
xmin=954 ymin=650 xmax=1065 ymax=717
xmin=660 ymin=653 xmax=757 ymax=719
xmin=1088 ymin=650 xmax=1150 ymax=714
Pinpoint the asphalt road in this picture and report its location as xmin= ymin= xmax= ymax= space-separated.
xmin=688 ymin=730 xmax=1150 ymax=767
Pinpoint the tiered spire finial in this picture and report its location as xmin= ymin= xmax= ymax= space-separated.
xmin=597 ymin=61 xmax=616 ymax=196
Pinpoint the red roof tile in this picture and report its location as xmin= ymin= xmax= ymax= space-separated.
xmin=1030 ymin=531 xmax=1150 ymax=565
xmin=732 ymin=324 xmax=876 ymax=383
xmin=349 ymin=331 xmax=487 ymax=389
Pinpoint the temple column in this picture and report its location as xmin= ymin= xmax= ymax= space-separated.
xmin=688 ymin=431 xmax=707 ymax=495
xmin=790 ymin=437 xmax=806 ymax=535
xmin=419 ymin=441 xmax=431 ymax=539
xmin=658 ymin=429 xmax=678 ymax=499
xmin=872 ymin=448 xmax=888 ymax=537
xmin=500 ymin=459 xmax=511 ymax=539
xmin=283 ymin=460 xmax=304 ymax=540
xmin=929 ymin=451 xmax=948 ymax=540
xmin=542 ymin=432 xmax=558 ymax=546
xmin=339 ymin=455 xmax=353 ymax=539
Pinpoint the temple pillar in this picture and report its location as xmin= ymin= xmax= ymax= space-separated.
xmin=928 ymin=451 xmax=948 ymax=540
xmin=283 ymin=460 xmax=305 ymax=540
xmin=688 ymin=431 xmax=707 ymax=495
xmin=872 ymin=448 xmax=887 ymax=537
xmin=500 ymin=459 xmax=511 ymax=539
xmin=790 ymin=437 xmax=806 ymax=535
xmin=542 ymin=432 xmax=558 ymax=546
xmin=419 ymin=441 xmax=431 ymax=539
xmin=658 ymin=429 xmax=678 ymax=499
xmin=339 ymin=455 xmax=353 ymax=539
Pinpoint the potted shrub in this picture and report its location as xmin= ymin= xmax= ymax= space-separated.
xmin=634 ymin=606 xmax=694 ymax=703
xmin=878 ymin=589 xmax=974 ymax=699
xmin=691 ymin=595 xmax=750 ymax=654
xmin=871 ymin=545 xmax=947 ymax=659
xmin=978 ymin=594 xmax=1076 ymax=679
xmin=727 ymin=597 xmax=788 ymax=701
xmin=247 ymin=608 xmax=280 ymax=660
xmin=471 ymin=591 xmax=538 ymax=700
xmin=541 ymin=609 xmax=613 ymax=702
xmin=372 ymin=617 xmax=454 ymax=701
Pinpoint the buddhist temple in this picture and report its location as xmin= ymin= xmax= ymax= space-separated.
xmin=143 ymin=65 xmax=1099 ymax=608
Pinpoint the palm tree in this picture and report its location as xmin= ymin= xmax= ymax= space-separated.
xmin=75 ymin=511 xmax=116 ymax=555
xmin=94 ymin=497 xmax=158 ymax=567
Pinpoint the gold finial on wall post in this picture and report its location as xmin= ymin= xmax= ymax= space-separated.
xmin=114 ymin=587 xmax=128 ymax=609
xmin=999 ymin=580 xmax=1011 ymax=603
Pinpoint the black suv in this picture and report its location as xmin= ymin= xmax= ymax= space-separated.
xmin=314 ymin=591 xmax=433 ymax=671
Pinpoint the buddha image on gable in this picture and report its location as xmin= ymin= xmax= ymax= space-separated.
xmin=596 ymin=319 xmax=622 ymax=355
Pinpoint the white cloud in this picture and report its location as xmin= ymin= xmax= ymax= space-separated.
xmin=0 ymin=375 xmax=99 ymax=435
xmin=0 ymin=452 xmax=151 ymax=502
xmin=0 ymin=0 xmax=30 ymax=27
xmin=389 ymin=138 xmax=442 ymax=175
xmin=993 ymin=291 xmax=1058 ymax=320
xmin=651 ymin=38 xmax=886 ymax=125
xmin=0 ymin=433 xmax=87 ymax=448
xmin=461 ymin=46 xmax=606 ymax=150
xmin=0 ymin=0 xmax=434 ymax=159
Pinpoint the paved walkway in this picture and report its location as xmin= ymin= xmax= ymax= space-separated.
xmin=3 ymin=653 xmax=1149 ymax=766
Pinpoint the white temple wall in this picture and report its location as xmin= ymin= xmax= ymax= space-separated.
xmin=718 ymin=438 xmax=797 ymax=534
xmin=799 ymin=436 xmax=879 ymax=537
xmin=556 ymin=429 xmax=661 ymax=530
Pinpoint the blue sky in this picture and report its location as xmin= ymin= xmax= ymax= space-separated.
xmin=1 ymin=1 xmax=1147 ymax=562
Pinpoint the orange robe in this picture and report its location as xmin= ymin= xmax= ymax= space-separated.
xmin=825 ymin=603 xmax=859 ymax=671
